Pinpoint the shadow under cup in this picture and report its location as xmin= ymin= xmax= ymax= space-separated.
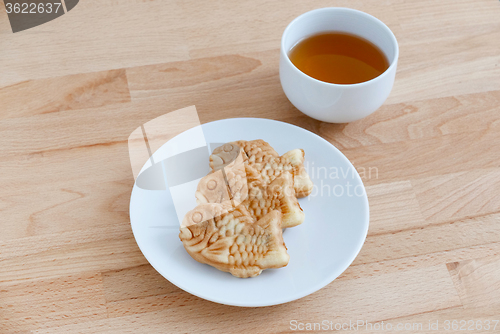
xmin=279 ymin=8 xmax=399 ymax=123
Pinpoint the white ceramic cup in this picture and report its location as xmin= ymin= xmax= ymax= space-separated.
xmin=280 ymin=8 xmax=399 ymax=123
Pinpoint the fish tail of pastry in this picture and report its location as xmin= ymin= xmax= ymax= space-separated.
xmin=282 ymin=149 xmax=314 ymax=198
xmin=267 ymin=172 xmax=305 ymax=228
xmin=254 ymin=210 xmax=290 ymax=269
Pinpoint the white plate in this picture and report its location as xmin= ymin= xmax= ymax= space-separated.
xmin=129 ymin=118 xmax=369 ymax=307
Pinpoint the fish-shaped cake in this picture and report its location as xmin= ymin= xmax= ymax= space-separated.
xmin=195 ymin=164 xmax=304 ymax=228
xmin=243 ymin=169 xmax=304 ymax=228
xmin=179 ymin=140 xmax=312 ymax=277
xmin=210 ymin=140 xmax=314 ymax=198
xmin=196 ymin=149 xmax=248 ymax=207
xmin=179 ymin=204 xmax=289 ymax=278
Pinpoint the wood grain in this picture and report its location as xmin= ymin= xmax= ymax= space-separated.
xmin=0 ymin=1 xmax=189 ymax=88
xmin=448 ymin=255 xmax=500 ymax=309
xmin=365 ymin=181 xmax=426 ymax=235
xmin=344 ymin=131 xmax=500 ymax=186
xmin=388 ymin=0 xmax=500 ymax=104
xmin=352 ymin=306 xmax=500 ymax=334
xmin=1 ymin=0 xmax=500 ymax=332
xmin=0 ymin=223 xmax=147 ymax=283
xmin=413 ymin=169 xmax=500 ymax=224
xmin=354 ymin=212 xmax=500 ymax=265
xmin=0 ymin=70 xmax=130 ymax=120
xmin=32 ymin=266 xmax=461 ymax=334
xmin=318 ymin=90 xmax=500 ymax=150
xmin=0 ymin=273 xmax=107 ymax=331
xmin=104 ymin=265 xmax=461 ymax=323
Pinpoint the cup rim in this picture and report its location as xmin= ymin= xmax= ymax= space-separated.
xmin=281 ymin=7 xmax=399 ymax=88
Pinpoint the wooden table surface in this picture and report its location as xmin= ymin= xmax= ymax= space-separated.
xmin=1 ymin=0 xmax=500 ymax=333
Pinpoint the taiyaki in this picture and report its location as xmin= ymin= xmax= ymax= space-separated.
xmin=181 ymin=202 xmax=232 ymax=228
xmin=194 ymin=169 xmax=233 ymax=207
xmin=243 ymin=169 xmax=304 ymax=228
xmin=196 ymin=150 xmax=304 ymax=228
xmin=210 ymin=140 xmax=314 ymax=198
xmin=179 ymin=205 xmax=289 ymax=278
xmin=195 ymin=149 xmax=248 ymax=207
xmin=179 ymin=140 xmax=312 ymax=277
xmin=195 ymin=164 xmax=304 ymax=228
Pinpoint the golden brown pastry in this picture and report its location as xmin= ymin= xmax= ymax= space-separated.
xmin=242 ymin=168 xmax=304 ymax=228
xmin=179 ymin=205 xmax=289 ymax=278
xmin=195 ymin=149 xmax=248 ymax=208
xmin=179 ymin=139 xmax=312 ymax=277
xmin=195 ymin=162 xmax=304 ymax=228
xmin=194 ymin=169 xmax=232 ymax=206
xmin=210 ymin=140 xmax=314 ymax=198
xmin=182 ymin=202 xmax=232 ymax=228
